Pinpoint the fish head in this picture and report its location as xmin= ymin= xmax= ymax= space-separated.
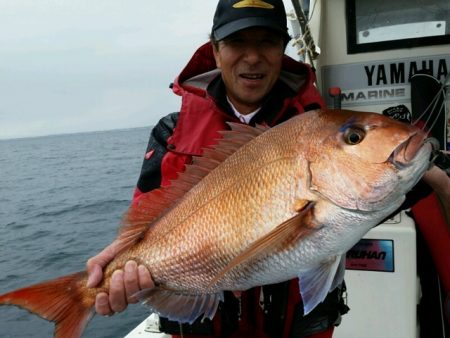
xmin=307 ymin=109 xmax=433 ymax=212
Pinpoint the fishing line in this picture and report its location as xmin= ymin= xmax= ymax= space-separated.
xmin=412 ymin=73 xmax=449 ymax=138
xmin=421 ymin=90 xmax=445 ymax=135
xmin=412 ymin=84 xmax=443 ymax=129
xmin=307 ymin=0 xmax=318 ymax=25
xmin=178 ymin=322 xmax=184 ymax=338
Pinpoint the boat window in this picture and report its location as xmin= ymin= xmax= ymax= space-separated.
xmin=346 ymin=0 xmax=450 ymax=53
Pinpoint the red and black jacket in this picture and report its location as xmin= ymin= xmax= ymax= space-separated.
xmin=134 ymin=42 xmax=324 ymax=199
xmin=132 ymin=42 xmax=345 ymax=338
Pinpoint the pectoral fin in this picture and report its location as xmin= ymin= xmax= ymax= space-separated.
xmin=208 ymin=200 xmax=316 ymax=287
xmin=298 ymin=254 xmax=346 ymax=315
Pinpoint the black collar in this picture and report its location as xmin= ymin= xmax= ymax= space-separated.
xmin=206 ymin=75 xmax=297 ymax=126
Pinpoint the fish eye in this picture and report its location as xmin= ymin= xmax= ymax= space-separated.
xmin=344 ymin=127 xmax=366 ymax=145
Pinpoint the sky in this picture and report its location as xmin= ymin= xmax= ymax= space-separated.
xmin=0 ymin=0 xmax=297 ymax=140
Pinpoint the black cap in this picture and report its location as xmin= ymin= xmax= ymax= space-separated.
xmin=212 ymin=0 xmax=290 ymax=41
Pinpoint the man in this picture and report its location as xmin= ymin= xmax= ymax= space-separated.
xmin=86 ymin=0 xmax=449 ymax=337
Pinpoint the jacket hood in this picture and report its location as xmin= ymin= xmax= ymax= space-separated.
xmin=172 ymin=42 xmax=315 ymax=97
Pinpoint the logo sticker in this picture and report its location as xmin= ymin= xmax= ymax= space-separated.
xmin=346 ymin=239 xmax=394 ymax=272
xmin=233 ymin=0 xmax=274 ymax=9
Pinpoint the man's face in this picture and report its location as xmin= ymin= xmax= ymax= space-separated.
xmin=212 ymin=27 xmax=285 ymax=114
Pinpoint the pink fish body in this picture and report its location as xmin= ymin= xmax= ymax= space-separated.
xmin=0 ymin=109 xmax=433 ymax=337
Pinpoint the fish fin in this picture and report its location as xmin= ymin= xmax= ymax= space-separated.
xmin=0 ymin=271 xmax=94 ymax=338
xmin=208 ymin=201 xmax=316 ymax=287
xmin=116 ymin=123 xmax=270 ymax=254
xmin=330 ymin=254 xmax=346 ymax=291
xmin=197 ymin=122 xmax=268 ymax=163
xmin=116 ymin=165 xmax=222 ymax=253
xmin=298 ymin=255 xmax=345 ymax=315
xmin=135 ymin=287 xmax=223 ymax=324
xmin=223 ymin=122 xmax=269 ymax=140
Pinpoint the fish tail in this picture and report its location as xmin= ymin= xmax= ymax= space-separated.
xmin=0 ymin=271 xmax=94 ymax=338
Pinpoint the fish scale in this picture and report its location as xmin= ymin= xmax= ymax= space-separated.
xmin=149 ymin=160 xmax=300 ymax=290
xmin=0 ymin=109 xmax=433 ymax=337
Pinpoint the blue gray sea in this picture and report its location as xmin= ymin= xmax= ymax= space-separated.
xmin=0 ymin=127 xmax=154 ymax=337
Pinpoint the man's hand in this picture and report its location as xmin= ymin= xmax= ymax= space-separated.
xmin=423 ymin=165 xmax=450 ymax=203
xmin=86 ymin=242 xmax=154 ymax=316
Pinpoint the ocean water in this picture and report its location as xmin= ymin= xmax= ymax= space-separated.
xmin=0 ymin=127 xmax=155 ymax=338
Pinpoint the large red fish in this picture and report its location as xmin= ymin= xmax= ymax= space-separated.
xmin=0 ymin=109 xmax=433 ymax=338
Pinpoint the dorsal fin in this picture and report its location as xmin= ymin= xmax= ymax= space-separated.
xmin=114 ymin=122 xmax=270 ymax=254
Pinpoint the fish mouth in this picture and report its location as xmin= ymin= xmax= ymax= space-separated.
xmin=351 ymin=134 xmax=434 ymax=213
xmin=389 ymin=132 xmax=436 ymax=169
